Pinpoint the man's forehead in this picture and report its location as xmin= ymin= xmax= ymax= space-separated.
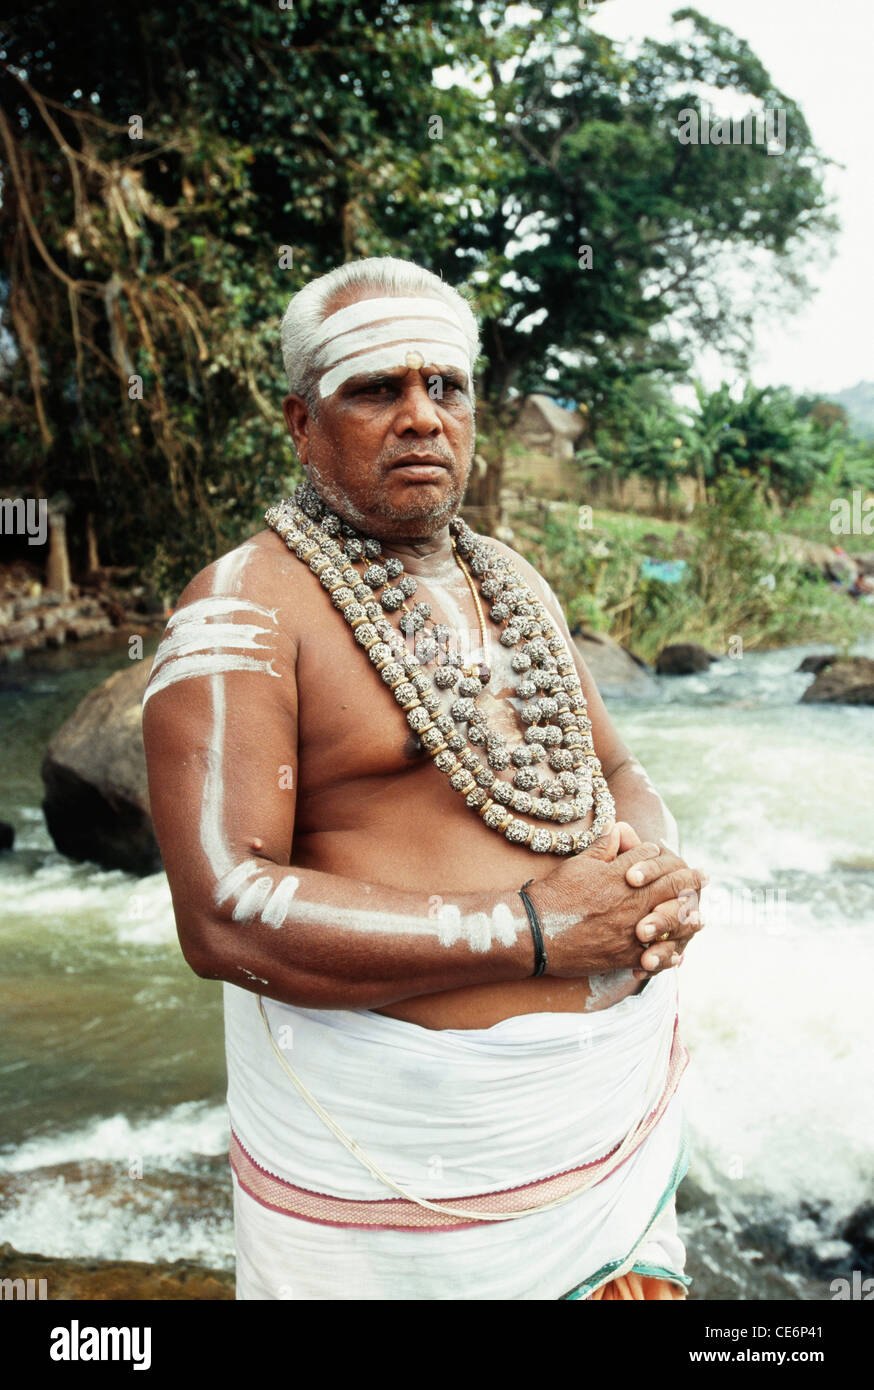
xmin=312 ymin=291 xmax=472 ymax=400
xmin=324 ymin=289 xmax=446 ymax=315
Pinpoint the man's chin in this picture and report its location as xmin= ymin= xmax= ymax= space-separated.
xmin=369 ymin=476 xmax=465 ymax=523
xmin=304 ymin=461 xmax=469 ymax=536
xmin=373 ymin=490 xmax=462 ymax=532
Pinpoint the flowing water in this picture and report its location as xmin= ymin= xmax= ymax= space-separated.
xmin=1 ymin=634 xmax=872 ymax=1298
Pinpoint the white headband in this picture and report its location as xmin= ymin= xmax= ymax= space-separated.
xmin=312 ymin=295 xmax=473 ymax=399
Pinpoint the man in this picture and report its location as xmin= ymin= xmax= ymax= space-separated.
xmin=142 ymin=255 xmax=706 ymax=1300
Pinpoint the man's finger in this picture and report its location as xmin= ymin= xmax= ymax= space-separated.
xmin=638 ymin=942 xmax=684 ymax=972
xmin=677 ymin=886 xmax=704 ymax=928
xmin=618 ymin=842 xmax=664 ymax=885
xmin=636 ymin=902 xmax=677 ymax=944
xmin=636 ymin=893 xmax=706 ymax=941
xmin=645 ymin=867 xmax=707 ymax=907
xmin=616 ymin=821 xmax=642 ymax=853
xmin=633 ymin=938 xmax=692 ymax=978
xmin=638 ymin=921 xmax=696 ymax=970
xmin=621 ymin=846 xmax=709 ymax=894
xmin=585 ymin=820 xmax=620 ymax=862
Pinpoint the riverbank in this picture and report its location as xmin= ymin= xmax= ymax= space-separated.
xmin=0 ymin=1241 xmax=234 ymax=1300
xmin=505 ymin=493 xmax=874 ymax=663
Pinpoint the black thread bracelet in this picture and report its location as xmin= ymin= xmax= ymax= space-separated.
xmin=519 ymin=878 xmax=548 ymax=977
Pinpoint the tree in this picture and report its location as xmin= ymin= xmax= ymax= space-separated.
xmin=448 ymin=4 xmax=836 ymax=525
xmin=575 ymin=375 xmax=693 ymax=510
xmin=685 ymin=382 xmax=837 ymax=505
xmin=0 ymin=0 xmax=487 ymax=590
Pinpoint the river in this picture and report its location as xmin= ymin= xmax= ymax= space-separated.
xmin=1 ymin=634 xmax=872 ymax=1299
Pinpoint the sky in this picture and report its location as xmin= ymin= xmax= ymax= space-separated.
xmin=589 ymin=0 xmax=874 ymax=397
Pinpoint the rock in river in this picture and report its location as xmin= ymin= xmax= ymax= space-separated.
xmin=800 ymin=656 xmax=874 ymax=706
xmin=41 ymin=659 xmax=160 ymax=875
xmin=654 ymin=643 xmax=718 ymax=676
xmin=797 ymin=653 xmax=837 ymax=675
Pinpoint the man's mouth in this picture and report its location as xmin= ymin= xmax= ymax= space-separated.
xmin=389 ymin=454 xmax=450 ymax=469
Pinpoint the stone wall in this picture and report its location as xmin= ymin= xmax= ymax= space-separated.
xmin=0 ymin=585 xmax=113 ymax=662
xmin=500 ymin=449 xmax=705 ymax=514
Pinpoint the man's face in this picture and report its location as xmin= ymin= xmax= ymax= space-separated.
xmin=282 ymin=291 xmax=475 ymax=539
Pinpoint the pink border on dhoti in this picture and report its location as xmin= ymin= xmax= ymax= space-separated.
xmin=229 ymin=1016 xmax=688 ymax=1231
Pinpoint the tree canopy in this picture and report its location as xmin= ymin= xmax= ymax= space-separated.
xmin=0 ymin=0 xmax=838 ymax=587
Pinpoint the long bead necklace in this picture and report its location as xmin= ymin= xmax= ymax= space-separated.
xmin=265 ymin=479 xmax=614 ymax=856
xmin=449 ymin=534 xmax=490 ymax=675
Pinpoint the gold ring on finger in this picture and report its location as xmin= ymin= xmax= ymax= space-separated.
xmin=657 ymin=931 xmax=671 ymax=942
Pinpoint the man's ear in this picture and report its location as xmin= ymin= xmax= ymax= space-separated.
xmin=283 ymin=394 xmax=311 ymax=465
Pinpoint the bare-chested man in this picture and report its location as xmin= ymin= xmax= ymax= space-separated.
xmin=142 ymin=256 xmax=706 ymax=1301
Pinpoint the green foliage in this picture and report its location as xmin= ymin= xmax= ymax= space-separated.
xmin=686 ymin=382 xmax=835 ymax=503
xmin=514 ymin=479 xmax=873 ymax=662
xmin=576 ymin=376 xmax=692 ymax=492
xmin=573 ymin=376 xmax=874 ymax=514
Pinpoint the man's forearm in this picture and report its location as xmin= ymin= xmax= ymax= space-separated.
xmin=608 ymin=757 xmax=680 ymax=853
xmin=188 ymin=861 xmax=536 ymax=1009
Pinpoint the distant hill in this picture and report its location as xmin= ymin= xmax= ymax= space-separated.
xmin=827 ymin=381 xmax=874 ymax=439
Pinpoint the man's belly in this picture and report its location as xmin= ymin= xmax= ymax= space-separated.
xmin=292 ymin=817 xmax=643 ymax=1030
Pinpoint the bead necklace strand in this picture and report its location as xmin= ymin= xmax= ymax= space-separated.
xmin=265 ymin=480 xmax=614 ymax=856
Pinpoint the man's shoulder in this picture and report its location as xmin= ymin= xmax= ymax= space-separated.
xmin=143 ymin=531 xmax=302 ymax=721
xmin=173 ymin=529 xmax=305 ymax=614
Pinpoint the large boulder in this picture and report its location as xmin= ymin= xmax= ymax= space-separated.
xmin=41 ymin=659 xmax=160 ymax=875
xmin=572 ymin=629 xmax=655 ymax=696
xmin=800 ymin=656 xmax=874 ymax=706
xmin=654 ymin=642 xmax=718 ymax=676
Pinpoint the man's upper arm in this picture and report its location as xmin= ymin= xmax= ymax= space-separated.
xmin=489 ymin=537 xmax=633 ymax=779
xmin=141 ymin=538 xmax=300 ymax=957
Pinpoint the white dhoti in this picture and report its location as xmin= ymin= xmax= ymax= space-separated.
xmin=222 ymin=968 xmax=690 ymax=1300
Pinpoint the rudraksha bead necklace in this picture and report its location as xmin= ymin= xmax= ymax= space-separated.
xmin=265 ymin=479 xmax=614 ymax=855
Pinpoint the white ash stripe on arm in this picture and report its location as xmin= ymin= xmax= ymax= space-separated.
xmin=215 ymin=858 xmax=263 ymax=907
xmin=231 ymin=876 xmax=277 ymax=923
xmin=260 ymin=874 xmax=302 ymax=928
xmin=165 ymin=596 xmax=278 ymax=629
xmin=143 ymin=652 xmax=281 ymax=706
xmin=197 ymin=546 xmax=266 ymax=883
xmin=143 ymin=587 xmax=280 ymax=710
xmin=153 ymin=621 xmax=277 ymax=667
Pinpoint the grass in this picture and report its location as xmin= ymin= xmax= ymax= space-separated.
xmin=588 ymin=510 xmax=680 ymax=548
xmin=782 ymin=493 xmax=874 ymax=556
xmin=507 ymin=493 xmax=874 ymax=664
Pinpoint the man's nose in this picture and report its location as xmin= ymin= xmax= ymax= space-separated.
xmin=392 ymin=376 xmax=444 ymax=434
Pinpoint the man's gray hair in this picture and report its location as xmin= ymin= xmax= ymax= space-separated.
xmin=280 ymin=256 xmax=481 ymax=409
